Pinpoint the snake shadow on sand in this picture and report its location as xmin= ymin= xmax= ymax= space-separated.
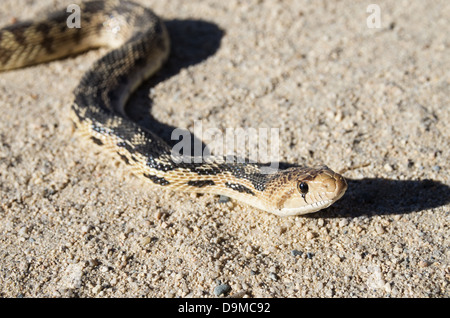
xmin=323 ymin=177 xmax=450 ymax=218
xmin=127 ymin=18 xmax=225 ymax=148
xmin=126 ymin=19 xmax=450 ymax=219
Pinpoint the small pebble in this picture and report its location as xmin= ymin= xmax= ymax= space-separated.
xmin=375 ymin=224 xmax=385 ymax=234
xmin=92 ymin=285 xmax=102 ymax=294
xmin=331 ymin=254 xmax=341 ymax=263
xmin=432 ymin=165 xmax=440 ymax=173
xmin=269 ymin=272 xmax=278 ymax=281
xmin=88 ymin=258 xmax=99 ymax=267
xmin=141 ymin=236 xmax=152 ymax=246
xmin=80 ymin=225 xmax=91 ymax=234
xmin=214 ymin=283 xmax=231 ymax=296
xmin=419 ymin=260 xmax=430 ymax=267
xmin=306 ymin=231 xmax=317 ymax=240
xmin=291 ymin=249 xmax=303 ymax=257
xmin=18 ymin=226 xmax=28 ymax=237
xmin=219 ymin=195 xmax=230 ymax=203
xmin=119 ymin=232 xmax=127 ymax=240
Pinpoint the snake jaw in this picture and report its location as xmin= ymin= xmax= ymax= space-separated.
xmin=272 ymin=167 xmax=347 ymax=216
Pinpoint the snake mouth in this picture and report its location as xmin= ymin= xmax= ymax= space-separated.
xmin=277 ymin=199 xmax=334 ymax=216
xmin=309 ymin=198 xmax=334 ymax=210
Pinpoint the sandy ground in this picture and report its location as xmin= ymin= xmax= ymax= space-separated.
xmin=0 ymin=0 xmax=449 ymax=298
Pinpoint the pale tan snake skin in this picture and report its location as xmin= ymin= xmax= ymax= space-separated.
xmin=0 ymin=0 xmax=347 ymax=216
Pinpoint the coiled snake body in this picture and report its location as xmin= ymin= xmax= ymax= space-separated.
xmin=0 ymin=0 xmax=347 ymax=216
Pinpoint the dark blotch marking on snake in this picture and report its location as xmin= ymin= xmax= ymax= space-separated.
xmin=143 ymin=173 xmax=170 ymax=186
xmin=35 ymin=22 xmax=54 ymax=54
xmin=116 ymin=141 xmax=136 ymax=155
xmin=90 ymin=136 xmax=104 ymax=145
xmin=225 ymin=182 xmax=256 ymax=196
xmin=116 ymin=152 xmax=130 ymax=165
xmin=187 ymin=180 xmax=216 ymax=188
xmin=7 ymin=24 xmax=27 ymax=45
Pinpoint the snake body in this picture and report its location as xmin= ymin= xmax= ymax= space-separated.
xmin=0 ymin=0 xmax=347 ymax=216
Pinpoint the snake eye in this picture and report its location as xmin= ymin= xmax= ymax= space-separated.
xmin=298 ymin=182 xmax=309 ymax=195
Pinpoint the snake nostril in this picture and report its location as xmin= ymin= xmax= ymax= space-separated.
xmin=337 ymin=176 xmax=348 ymax=192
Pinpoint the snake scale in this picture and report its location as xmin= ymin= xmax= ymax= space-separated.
xmin=0 ymin=0 xmax=347 ymax=216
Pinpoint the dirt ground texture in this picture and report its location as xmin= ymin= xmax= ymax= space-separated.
xmin=0 ymin=0 xmax=448 ymax=297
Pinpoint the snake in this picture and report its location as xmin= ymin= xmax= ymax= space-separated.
xmin=0 ymin=0 xmax=347 ymax=216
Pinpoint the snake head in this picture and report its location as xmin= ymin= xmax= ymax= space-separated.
xmin=271 ymin=166 xmax=347 ymax=216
